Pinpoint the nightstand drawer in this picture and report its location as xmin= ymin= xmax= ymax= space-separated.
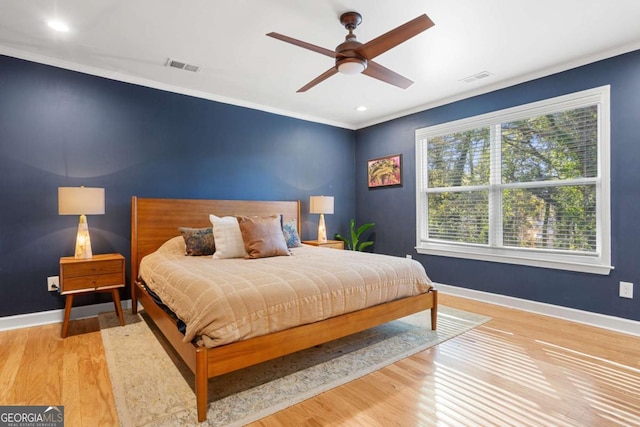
xmin=62 ymin=259 xmax=122 ymax=278
xmin=62 ymin=272 xmax=124 ymax=293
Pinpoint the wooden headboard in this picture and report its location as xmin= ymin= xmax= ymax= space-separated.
xmin=130 ymin=196 xmax=301 ymax=286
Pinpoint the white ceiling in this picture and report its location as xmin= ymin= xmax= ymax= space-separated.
xmin=1 ymin=1 xmax=640 ymax=130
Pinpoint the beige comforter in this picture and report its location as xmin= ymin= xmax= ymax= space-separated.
xmin=139 ymin=237 xmax=433 ymax=348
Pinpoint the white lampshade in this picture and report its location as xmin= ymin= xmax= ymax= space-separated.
xmin=58 ymin=187 xmax=105 ymax=215
xmin=309 ymin=196 xmax=334 ymax=214
xmin=58 ymin=187 xmax=105 ymax=259
xmin=310 ymin=196 xmax=334 ymax=242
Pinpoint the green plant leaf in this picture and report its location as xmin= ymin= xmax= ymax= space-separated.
xmin=336 ymin=219 xmax=375 ymax=251
xmin=357 ymin=241 xmax=374 ymax=251
xmin=349 ymin=219 xmax=358 ymax=250
xmin=356 ymin=222 xmax=375 ymax=235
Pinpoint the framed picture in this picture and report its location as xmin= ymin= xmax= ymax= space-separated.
xmin=368 ymin=154 xmax=402 ymax=188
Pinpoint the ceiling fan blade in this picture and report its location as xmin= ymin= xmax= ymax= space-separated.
xmin=363 ymin=61 xmax=413 ymax=89
xmin=266 ymin=32 xmax=336 ymax=58
xmin=357 ymin=14 xmax=434 ymax=60
xmin=297 ymin=67 xmax=339 ymax=92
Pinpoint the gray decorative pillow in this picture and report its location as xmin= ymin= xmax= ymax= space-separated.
xmin=282 ymin=219 xmax=302 ymax=248
xmin=179 ymin=227 xmax=215 ymax=256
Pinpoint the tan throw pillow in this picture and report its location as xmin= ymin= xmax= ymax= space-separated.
xmin=237 ymin=215 xmax=290 ymax=259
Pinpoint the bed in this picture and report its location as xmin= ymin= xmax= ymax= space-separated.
xmin=130 ymin=196 xmax=438 ymax=422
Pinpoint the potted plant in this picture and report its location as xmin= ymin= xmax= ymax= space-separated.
xmin=334 ymin=219 xmax=375 ymax=251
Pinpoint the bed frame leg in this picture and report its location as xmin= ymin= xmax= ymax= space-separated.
xmin=195 ymin=348 xmax=208 ymax=422
xmin=132 ymin=281 xmax=139 ymax=315
xmin=430 ymin=289 xmax=438 ymax=330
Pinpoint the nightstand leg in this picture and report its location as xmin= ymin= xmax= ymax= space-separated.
xmin=62 ymin=294 xmax=74 ymax=338
xmin=111 ymin=289 xmax=125 ymax=326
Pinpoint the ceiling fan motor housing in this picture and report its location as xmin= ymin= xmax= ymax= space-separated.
xmin=336 ymin=38 xmax=367 ymax=74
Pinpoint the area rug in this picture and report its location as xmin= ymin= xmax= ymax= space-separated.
xmin=100 ymin=306 xmax=490 ymax=426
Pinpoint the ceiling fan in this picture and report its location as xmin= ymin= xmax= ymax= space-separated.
xmin=267 ymin=11 xmax=434 ymax=92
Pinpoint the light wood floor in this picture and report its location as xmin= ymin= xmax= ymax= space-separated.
xmin=1 ymin=294 xmax=639 ymax=426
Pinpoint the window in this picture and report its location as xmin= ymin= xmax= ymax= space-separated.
xmin=415 ymin=86 xmax=611 ymax=274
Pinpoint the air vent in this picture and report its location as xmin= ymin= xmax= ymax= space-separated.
xmin=460 ymin=71 xmax=493 ymax=83
xmin=165 ymin=58 xmax=201 ymax=73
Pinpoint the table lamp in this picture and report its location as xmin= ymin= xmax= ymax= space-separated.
xmin=58 ymin=187 xmax=105 ymax=259
xmin=309 ymin=196 xmax=334 ymax=242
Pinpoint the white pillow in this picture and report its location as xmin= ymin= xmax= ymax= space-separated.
xmin=210 ymin=214 xmax=248 ymax=259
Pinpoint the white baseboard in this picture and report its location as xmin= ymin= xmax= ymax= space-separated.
xmin=0 ymin=299 xmax=133 ymax=332
xmin=436 ymin=283 xmax=640 ymax=337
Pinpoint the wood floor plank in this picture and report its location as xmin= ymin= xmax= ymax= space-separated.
xmin=0 ymin=327 xmax=27 ymax=403
xmin=12 ymin=324 xmax=61 ymax=405
xmin=87 ymin=331 xmax=119 ymax=426
xmin=62 ymin=337 xmax=82 ymax=427
xmin=76 ymin=329 xmax=118 ymax=426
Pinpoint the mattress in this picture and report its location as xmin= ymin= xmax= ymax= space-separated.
xmin=139 ymin=236 xmax=433 ymax=348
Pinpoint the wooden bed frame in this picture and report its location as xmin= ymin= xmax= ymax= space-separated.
xmin=130 ymin=196 xmax=438 ymax=422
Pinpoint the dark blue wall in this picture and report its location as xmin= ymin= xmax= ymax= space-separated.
xmin=356 ymin=50 xmax=640 ymax=322
xmin=0 ymin=55 xmax=355 ymax=317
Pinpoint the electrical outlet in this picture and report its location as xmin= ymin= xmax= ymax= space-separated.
xmin=47 ymin=276 xmax=59 ymax=292
xmin=619 ymin=281 xmax=633 ymax=299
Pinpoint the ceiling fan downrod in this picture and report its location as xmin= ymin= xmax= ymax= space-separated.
xmin=336 ymin=12 xmax=367 ymax=74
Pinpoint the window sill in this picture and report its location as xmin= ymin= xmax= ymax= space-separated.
xmin=416 ymin=245 xmax=613 ymax=275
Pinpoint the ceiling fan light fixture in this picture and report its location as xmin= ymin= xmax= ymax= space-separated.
xmin=337 ymin=58 xmax=367 ymax=75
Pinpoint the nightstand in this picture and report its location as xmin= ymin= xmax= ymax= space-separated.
xmin=302 ymin=240 xmax=345 ymax=250
xmin=59 ymin=253 xmax=125 ymax=338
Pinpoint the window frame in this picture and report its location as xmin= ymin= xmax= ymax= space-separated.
xmin=415 ymin=86 xmax=612 ymax=275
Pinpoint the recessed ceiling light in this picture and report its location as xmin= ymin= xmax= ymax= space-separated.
xmin=47 ymin=21 xmax=69 ymax=32
xmin=356 ymin=106 xmax=367 ymax=112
